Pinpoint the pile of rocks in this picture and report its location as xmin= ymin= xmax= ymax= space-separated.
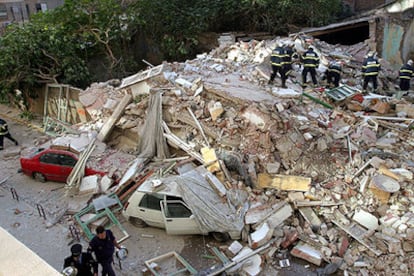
xmin=73 ymin=34 xmax=414 ymax=275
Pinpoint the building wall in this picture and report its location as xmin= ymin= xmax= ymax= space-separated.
xmin=342 ymin=0 xmax=390 ymax=12
xmin=0 ymin=0 xmax=63 ymax=32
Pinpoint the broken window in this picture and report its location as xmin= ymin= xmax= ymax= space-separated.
xmin=39 ymin=153 xmax=60 ymax=165
xmin=139 ymin=193 xmax=163 ymax=210
xmin=0 ymin=5 xmax=7 ymax=18
xmin=58 ymin=154 xmax=77 ymax=167
xmin=163 ymin=201 xmax=192 ymax=218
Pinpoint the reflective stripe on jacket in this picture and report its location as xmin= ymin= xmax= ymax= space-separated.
xmin=271 ymin=47 xmax=287 ymax=67
xmin=328 ymin=63 xmax=342 ymax=75
xmin=301 ymin=50 xmax=319 ymax=68
xmin=399 ymin=64 xmax=414 ymax=80
xmin=362 ymin=57 xmax=380 ymax=76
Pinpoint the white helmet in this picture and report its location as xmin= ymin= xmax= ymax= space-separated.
xmin=408 ymin=59 xmax=413 ymax=66
xmin=62 ymin=266 xmax=78 ymax=276
xmin=367 ymin=51 xmax=374 ymax=57
xmin=277 ymin=42 xmax=284 ymax=48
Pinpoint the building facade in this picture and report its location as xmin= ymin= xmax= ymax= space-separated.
xmin=0 ymin=0 xmax=63 ymax=32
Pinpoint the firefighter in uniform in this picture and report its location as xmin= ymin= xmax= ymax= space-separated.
xmin=362 ymin=51 xmax=381 ymax=93
xmin=0 ymin=118 xmax=18 ymax=150
xmin=283 ymin=43 xmax=296 ymax=77
xmin=301 ymin=45 xmax=319 ymax=87
xmin=399 ymin=59 xmax=414 ymax=92
xmin=269 ymin=42 xmax=288 ymax=88
xmin=326 ymin=60 xmax=342 ymax=88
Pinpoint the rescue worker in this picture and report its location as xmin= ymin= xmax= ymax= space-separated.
xmin=269 ymin=42 xmax=288 ymax=88
xmin=88 ymin=226 xmax=122 ymax=276
xmin=63 ymin=243 xmax=98 ymax=276
xmin=362 ymin=51 xmax=381 ymax=93
xmin=0 ymin=118 xmax=18 ymax=151
xmin=399 ymin=59 xmax=414 ymax=92
xmin=326 ymin=60 xmax=342 ymax=88
xmin=301 ymin=45 xmax=319 ymax=87
xmin=283 ymin=43 xmax=296 ymax=77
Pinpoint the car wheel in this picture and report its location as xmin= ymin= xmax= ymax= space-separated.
xmin=33 ymin=172 xmax=46 ymax=183
xmin=129 ymin=217 xmax=147 ymax=228
xmin=211 ymin=232 xmax=230 ymax=242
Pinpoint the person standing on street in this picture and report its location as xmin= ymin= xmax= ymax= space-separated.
xmin=88 ymin=226 xmax=122 ymax=276
xmin=269 ymin=42 xmax=288 ymax=88
xmin=301 ymin=45 xmax=319 ymax=87
xmin=0 ymin=118 xmax=18 ymax=151
xmin=362 ymin=51 xmax=381 ymax=93
xmin=326 ymin=60 xmax=342 ymax=88
xmin=63 ymin=243 xmax=98 ymax=276
xmin=399 ymin=59 xmax=414 ymax=92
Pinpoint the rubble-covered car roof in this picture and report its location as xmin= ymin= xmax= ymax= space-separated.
xmin=137 ymin=166 xmax=249 ymax=236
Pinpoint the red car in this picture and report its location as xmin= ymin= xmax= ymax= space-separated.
xmin=20 ymin=147 xmax=105 ymax=183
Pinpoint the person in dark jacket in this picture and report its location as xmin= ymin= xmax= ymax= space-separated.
xmin=88 ymin=226 xmax=121 ymax=276
xmin=63 ymin=243 xmax=98 ymax=276
xmin=399 ymin=59 xmax=414 ymax=91
xmin=269 ymin=42 xmax=288 ymax=88
xmin=301 ymin=46 xmax=319 ymax=87
xmin=362 ymin=51 xmax=381 ymax=93
xmin=326 ymin=60 xmax=342 ymax=88
xmin=0 ymin=118 xmax=18 ymax=151
xmin=283 ymin=43 xmax=296 ymax=77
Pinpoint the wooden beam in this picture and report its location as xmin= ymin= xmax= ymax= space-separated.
xmin=97 ymin=94 xmax=132 ymax=142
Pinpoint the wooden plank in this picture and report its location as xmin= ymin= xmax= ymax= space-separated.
xmin=118 ymin=169 xmax=154 ymax=202
xmin=97 ymin=94 xmax=132 ymax=142
xmin=257 ymin=173 xmax=311 ymax=191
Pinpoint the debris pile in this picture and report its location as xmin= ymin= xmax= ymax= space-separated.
xmin=62 ymin=34 xmax=414 ymax=275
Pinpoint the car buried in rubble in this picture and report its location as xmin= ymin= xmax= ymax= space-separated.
xmin=122 ymin=166 xmax=248 ymax=242
xmin=19 ymin=147 xmax=105 ymax=183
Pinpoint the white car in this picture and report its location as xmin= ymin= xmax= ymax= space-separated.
xmin=122 ymin=167 xmax=246 ymax=241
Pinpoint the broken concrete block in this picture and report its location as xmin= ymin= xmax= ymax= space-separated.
xmin=79 ymin=175 xmax=99 ymax=195
xmin=303 ymin=132 xmax=313 ymax=141
xmin=291 ymin=241 xmax=322 ymax=266
xmin=226 ymin=240 xmax=243 ymax=257
xmin=281 ymin=229 xmax=299 ymax=249
xmin=208 ymin=101 xmax=224 ymax=121
xmin=288 ymin=192 xmax=305 ymax=202
xmin=266 ymin=162 xmax=280 ymax=174
xmin=100 ymin=175 xmax=113 ymax=192
xmin=175 ymin=78 xmax=192 ymax=88
xmin=389 ymin=168 xmax=413 ymax=181
xmin=257 ymin=173 xmax=311 ymax=191
xmin=271 ymin=87 xmax=302 ymax=98
xmin=378 ymin=164 xmax=400 ymax=180
xmin=298 ymin=207 xmax=322 ymax=231
xmin=352 ymin=209 xmax=379 ymax=231
xmin=369 ymin=174 xmax=400 ymax=204
xmin=395 ymin=103 xmax=414 ymax=118
xmin=369 ymin=100 xmax=390 ymax=114
xmin=265 ymin=203 xmax=293 ymax=229
xmin=241 ymin=254 xmax=262 ymax=276
xmin=245 ymin=203 xmax=274 ymax=225
xmin=249 ymin=222 xmax=273 ymax=249
xmin=228 ymin=247 xmax=262 ymax=275
xmin=241 ymin=107 xmax=267 ymax=130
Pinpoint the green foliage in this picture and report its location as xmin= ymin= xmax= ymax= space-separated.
xmin=0 ymin=0 xmax=343 ymax=102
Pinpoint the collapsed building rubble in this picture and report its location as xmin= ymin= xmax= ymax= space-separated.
xmin=44 ymin=33 xmax=414 ymax=275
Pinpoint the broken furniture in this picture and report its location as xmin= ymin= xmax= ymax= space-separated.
xmin=325 ymin=84 xmax=358 ymax=102
xmin=73 ymin=193 xmax=129 ymax=242
xmin=144 ymin=251 xmax=198 ymax=275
